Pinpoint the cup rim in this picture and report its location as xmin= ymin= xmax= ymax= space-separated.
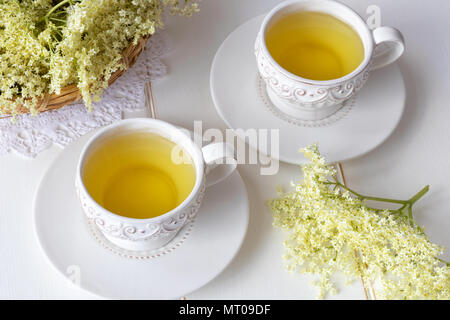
xmin=76 ymin=118 xmax=205 ymax=224
xmin=260 ymin=0 xmax=374 ymax=86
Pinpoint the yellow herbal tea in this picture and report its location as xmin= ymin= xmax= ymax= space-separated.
xmin=265 ymin=11 xmax=365 ymax=81
xmin=83 ymin=132 xmax=196 ymax=219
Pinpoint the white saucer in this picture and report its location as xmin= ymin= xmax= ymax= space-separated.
xmin=34 ymin=132 xmax=249 ymax=299
xmin=210 ymin=15 xmax=405 ymax=164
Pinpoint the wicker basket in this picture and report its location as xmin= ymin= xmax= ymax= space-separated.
xmin=12 ymin=35 xmax=151 ymax=115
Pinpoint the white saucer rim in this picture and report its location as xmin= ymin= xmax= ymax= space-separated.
xmin=183 ymin=177 xmax=250 ymax=298
xmin=32 ymin=158 xmax=90 ymax=296
xmin=210 ymin=14 xmax=406 ymax=165
xmin=33 ymin=132 xmax=250 ymax=300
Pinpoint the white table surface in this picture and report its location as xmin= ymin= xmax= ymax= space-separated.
xmin=1 ymin=0 xmax=449 ymax=300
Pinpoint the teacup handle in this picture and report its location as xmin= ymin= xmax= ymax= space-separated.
xmin=202 ymin=142 xmax=237 ymax=187
xmin=371 ymin=26 xmax=405 ymax=70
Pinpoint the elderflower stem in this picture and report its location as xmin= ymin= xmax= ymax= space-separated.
xmin=43 ymin=0 xmax=72 ymax=20
xmin=38 ymin=0 xmax=80 ymax=23
xmin=326 ymin=178 xmax=430 ymax=233
xmin=409 ymin=185 xmax=430 ymax=204
xmin=326 ymin=181 xmax=430 ymax=230
xmin=439 ymin=259 xmax=450 ymax=267
xmin=49 ymin=17 xmax=67 ymax=23
xmin=328 ymin=181 xmax=430 ymax=206
xmin=328 ymin=181 xmax=408 ymax=204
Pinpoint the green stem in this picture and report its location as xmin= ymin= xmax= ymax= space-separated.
xmin=325 ymin=177 xmax=430 ymax=232
xmin=49 ymin=17 xmax=67 ymax=23
xmin=38 ymin=0 xmax=77 ymax=23
xmin=328 ymin=182 xmax=408 ymax=205
xmin=366 ymin=207 xmax=386 ymax=213
xmin=438 ymin=258 xmax=450 ymax=267
xmin=327 ymin=181 xmax=429 ymax=207
xmin=407 ymin=206 xmax=414 ymax=227
xmin=327 ymin=180 xmax=431 ymax=233
xmin=409 ymin=185 xmax=430 ymax=205
xmin=45 ymin=0 xmax=72 ymax=19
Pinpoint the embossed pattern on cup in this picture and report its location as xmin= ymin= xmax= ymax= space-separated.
xmin=255 ymin=34 xmax=371 ymax=119
xmin=76 ymin=178 xmax=206 ymax=250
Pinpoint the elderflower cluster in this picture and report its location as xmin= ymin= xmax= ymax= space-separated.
xmin=269 ymin=144 xmax=450 ymax=300
xmin=0 ymin=0 xmax=199 ymax=117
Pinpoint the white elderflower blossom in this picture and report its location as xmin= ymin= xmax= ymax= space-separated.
xmin=0 ymin=0 xmax=199 ymax=117
xmin=269 ymin=144 xmax=450 ymax=300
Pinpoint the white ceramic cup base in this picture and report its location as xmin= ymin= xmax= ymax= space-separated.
xmin=86 ymin=211 xmax=196 ymax=260
xmin=266 ymin=84 xmax=345 ymax=120
xmin=102 ymin=232 xmax=175 ymax=252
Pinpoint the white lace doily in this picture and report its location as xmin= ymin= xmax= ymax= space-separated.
xmin=0 ymin=32 xmax=169 ymax=158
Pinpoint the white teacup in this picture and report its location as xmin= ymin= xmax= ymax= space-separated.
xmin=75 ymin=118 xmax=237 ymax=251
xmin=255 ymin=0 xmax=405 ymax=120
